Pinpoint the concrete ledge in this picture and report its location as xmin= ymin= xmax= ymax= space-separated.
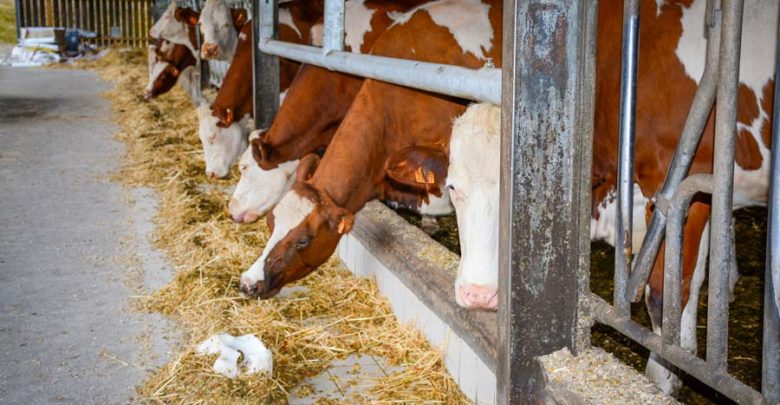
xmin=338 ymin=201 xmax=674 ymax=404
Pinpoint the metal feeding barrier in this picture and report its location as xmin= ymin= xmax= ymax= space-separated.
xmin=592 ymin=0 xmax=780 ymax=403
xmin=175 ymin=0 xmax=778 ymax=401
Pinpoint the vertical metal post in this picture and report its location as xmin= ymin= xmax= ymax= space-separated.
xmin=615 ymin=0 xmax=641 ymax=317
xmin=253 ymin=0 xmax=280 ymax=129
xmin=706 ymin=0 xmax=743 ymax=372
xmin=322 ymin=0 xmax=344 ymax=54
xmin=663 ymin=174 xmax=712 ymax=346
xmin=762 ymin=4 xmax=780 ymax=399
xmin=15 ymin=0 xmax=24 ymax=39
xmin=498 ymin=0 xmax=596 ymax=402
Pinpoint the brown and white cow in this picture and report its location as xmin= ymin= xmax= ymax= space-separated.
xmin=199 ymin=1 xmax=322 ymax=179
xmin=145 ymin=6 xmax=200 ymax=100
xmin=144 ymin=39 xmax=198 ymax=100
xmin=149 ymin=2 xmax=199 ymax=57
xmin=446 ymin=0 xmax=776 ymax=395
xmin=238 ymin=0 xmax=501 ymax=298
xmin=198 ymin=0 xmax=248 ymax=61
xmin=229 ymin=0 xmax=431 ymax=222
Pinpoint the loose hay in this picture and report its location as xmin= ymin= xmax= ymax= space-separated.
xmin=84 ymin=49 xmax=468 ymax=404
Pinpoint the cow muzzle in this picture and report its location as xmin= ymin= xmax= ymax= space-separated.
xmin=240 ymin=278 xmax=280 ymax=299
xmin=201 ymin=43 xmax=220 ymax=59
xmin=457 ymin=283 xmax=498 ymax=310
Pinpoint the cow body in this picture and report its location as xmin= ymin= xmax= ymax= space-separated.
xmin=446 ymin=0 xmax=775 ymax=395
xmin=239 ymin=0 xmax=502 ymax=299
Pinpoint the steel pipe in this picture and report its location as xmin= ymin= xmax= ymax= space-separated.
xmin=254 ymin=0 xmax=280 ymax=128
xmin=762 ymin=3 xmax=780 ymax=399
xmin=323 ymin=0 xmax=344 ymax=53
xmin=663 ymin=174 xmax=712 ymax=346
xmin=626 ymin=1 xmax=722 ymax=303
xmin=706 ymin=0 xmax=743 ymax=372
xmin=257 ymin=40 xmax=502 ymax=105
xmin=614 ymin=0 xmax=641 ymax=317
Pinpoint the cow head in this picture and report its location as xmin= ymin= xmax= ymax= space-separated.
xmin=144 ymin=41 xmax=196 ymax=100
xmin=446 ymin=104 xmax=501 ymax=310
xmin=240 ymin=145 xmax=449 ymax=299
xmin=150 ymin=2 xmax=198 ymax=54
xmin=229 ymin=132 xmax=300 ymax=223
xmin=144 ymin=61 xmax=182 ymax=100
xmin=199 ymin=0 xmax=247 ymax=60
xmin=240 ymin=155 xmax=353 ymax=298
xmin=196 ymin=105 xmax=248 ymax=179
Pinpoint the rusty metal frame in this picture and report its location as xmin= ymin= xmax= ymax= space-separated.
xmin=497 ymin=0 xmax=598 ymax=401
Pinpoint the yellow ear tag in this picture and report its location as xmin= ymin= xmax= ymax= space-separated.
xmin=414 ymin=167 xmax=425 ymax=184
xmin=337 ymin=218 xmax=348 ymax=234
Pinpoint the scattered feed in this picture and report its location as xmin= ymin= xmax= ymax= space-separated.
xmin=76 ymin=49 xmax=468 ymax=404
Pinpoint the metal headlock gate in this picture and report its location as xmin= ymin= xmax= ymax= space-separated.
xmin=14 ymin=0 xmax=154 ymax=47
xmin=241 ymin=0 xmax=777 ymax=403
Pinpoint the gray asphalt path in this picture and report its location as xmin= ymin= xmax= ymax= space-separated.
xmin=0 ymin=67 xmax=176 ymax=404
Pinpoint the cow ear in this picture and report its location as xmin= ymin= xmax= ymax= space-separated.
xmin=266 ymin=211 xmax=276 ymax=233
xmin=231 ymin=9 xmax=248 ymax=30
xmin=175 ymin=8 xmax=199 ymax=26
xmin=248 ymin=129 xmax=263 ymax=143
xmin=296 ymin=154 xmax=320 ymax=182
xmin=324 ymin=204 xmax=353 ymax=235
xmin=385 ymin=146 xmax=448 ymax=196
xmin=224 ymin=108 xmax=234 ymax=126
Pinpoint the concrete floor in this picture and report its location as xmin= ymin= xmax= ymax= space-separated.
xmin=0 ymin=67 xmax=177 ymax=404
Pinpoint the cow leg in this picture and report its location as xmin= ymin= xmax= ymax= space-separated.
xmin=420 ymin=215 xmax=440 ymax=235
xmin=645 ymin=203 xmax=710 ymax=396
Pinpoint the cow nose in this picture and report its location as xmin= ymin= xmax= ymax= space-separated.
xmin=143 ymin=89 xmax=152 ymax=100
xmin=201 ymin=43 xmax=219 ymax=58
xmin=230 ymin=208 xmax=245 ymax=223
xmin=240 ymin=278 xmax=279 ymax=299
xmin=457 ymin=284 xmax=498 ymax=310
xmin=207 ymin=170 xmax=218 ymax=180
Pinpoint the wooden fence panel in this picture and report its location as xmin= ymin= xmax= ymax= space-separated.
xmin=16 ymin=0 xmax=153 ymax=47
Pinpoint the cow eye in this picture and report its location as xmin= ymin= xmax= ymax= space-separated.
xmin=446 ymin=184 xmax=455 ymax=191
xmin=239 ymin=164 xmax=248 ymax=172
xmin=296 ymin=236 xmax=311 ymax=249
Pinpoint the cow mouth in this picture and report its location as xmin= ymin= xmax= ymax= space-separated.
xmin=240 ymin=280 xmax=281 ymax=299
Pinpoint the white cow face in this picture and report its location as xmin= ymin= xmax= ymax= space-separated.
xmin=149 ymin=2 xmax=197 ymax=57
xmin=197 ymin=105 xmax=248 ymax=179
xmin=229 ymin=141 xmax=299 ymax=223
xmin=447 ymin=104 xmax=501 ymax=310
xmin=199 ymin=0 xmax=237 ymax=60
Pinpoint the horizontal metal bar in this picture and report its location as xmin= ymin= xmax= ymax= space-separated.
xmin=258 ymin=39 xmax=502 ymax=105
xmin=591 ymin=294 xmax=766 ymax=404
